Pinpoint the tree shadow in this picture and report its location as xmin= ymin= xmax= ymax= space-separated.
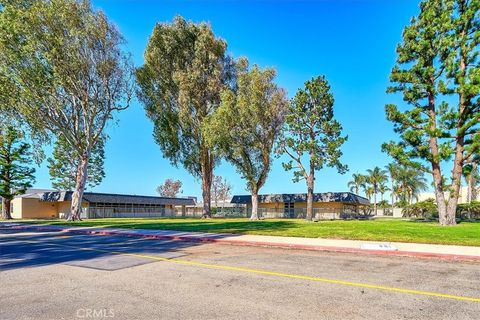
xmin=0 ymin=226 xmax=240 ymax=271
xmin=408 ymin=218 xmax=480 ymax=224
xmin=16 ymin=218 xmax=298 ymax=235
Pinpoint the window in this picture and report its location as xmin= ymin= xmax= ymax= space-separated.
xmin=284 ymin=202 xmax=294 ymax=218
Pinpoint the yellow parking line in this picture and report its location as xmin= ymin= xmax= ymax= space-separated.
xmin=23 ymin=239 xmax=480 ymax=303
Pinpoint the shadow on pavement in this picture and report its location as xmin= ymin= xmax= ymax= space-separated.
xmin=11 ymin=218 xmax=297 ymax=235
xmin=0 ymin=227 xmax=225 ymax=271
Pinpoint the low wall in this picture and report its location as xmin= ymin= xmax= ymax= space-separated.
xmin=375 ymin=208 xmax=403 ymax=218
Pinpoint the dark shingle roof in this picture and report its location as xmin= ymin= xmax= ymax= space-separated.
xmin=230 ymin=192 xmax=370 ymax=205
xmin=40 ymin=191 xmax=195 ymax=206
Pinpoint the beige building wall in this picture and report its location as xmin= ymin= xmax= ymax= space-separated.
xmin=56 ymin=201 xmax=89 ymax=219
xmin=257 ymin=202 xmax=282 ymax=209
xmin=11 ymin=198 xmax=89 ymax=219
xmin=417 ymin=186 xmax=478 ymax=204
xmin=255 ymin=201 xmax=345 ymax=210
xmin=12 ymin=198 xmax=58 ymax=219
xmin=312 ymin=202 xmax=343 ymax=209
xmin=11 ymin=198 xmax=23 ymax=219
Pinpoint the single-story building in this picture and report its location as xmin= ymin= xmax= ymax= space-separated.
xmin=230 ymin=192 xmax=370 ymax=219
xmin=185 ymin=199 xmax=245 ymax=216
xmin=11 ymin=189 xmax=195 ymax=219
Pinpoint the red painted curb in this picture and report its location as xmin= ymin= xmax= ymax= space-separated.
xmin=4 ymin=224 xmax=480 ymax=262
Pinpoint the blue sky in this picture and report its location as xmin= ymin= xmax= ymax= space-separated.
xmin=33 ymin=0 xmax=422 ymax=198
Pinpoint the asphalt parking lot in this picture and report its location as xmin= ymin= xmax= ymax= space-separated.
xmin=1 ymin=228 xmax=479 ymax=320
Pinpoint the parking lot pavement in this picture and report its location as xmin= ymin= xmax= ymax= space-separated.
xmin=1 ymin=229 xmax=479 ymax=320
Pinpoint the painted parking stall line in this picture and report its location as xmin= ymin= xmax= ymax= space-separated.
xmin=21 ymin=238 xmax=480 ymax=303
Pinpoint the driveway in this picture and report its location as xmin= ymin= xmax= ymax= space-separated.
xmin=1 ymin=228 xmax=479 ymax=319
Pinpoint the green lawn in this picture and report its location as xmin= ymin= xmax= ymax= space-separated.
xmin=14 ymin=217 xmax=480 ymax=246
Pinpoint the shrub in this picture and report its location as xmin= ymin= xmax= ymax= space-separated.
xmin=457 ymin=201 xmax=480 ymax=220
xmin=402 ymin=199 xmax=438 ymax=220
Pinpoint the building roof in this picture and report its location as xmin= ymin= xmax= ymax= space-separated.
xmin=14 ymin=188 xmax=56 ymax=199
xmin=38 ymin=191 xmax=195 ymax=206
xmin=230 ymin=192 xmax=370 ymax=205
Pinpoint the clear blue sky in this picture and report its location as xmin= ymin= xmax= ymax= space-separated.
xmin=33 ymin=0 xmax=422 ymax=198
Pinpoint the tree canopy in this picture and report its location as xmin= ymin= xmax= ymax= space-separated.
xmin=280 ymin=76 xmax=347 ymax=220
xmin=156 ymin=179 xmax=183 ymax=198
xmin=205 ymin=58 xmax=287 ymax=220
xmin=47 ymin=136 xmax=105 ymax=191
xmin=382 ymin=0 xmax=479 ymax=225
xmin=211 ymin=175 xmax=233 ymax=208
xmin=0 ymin=126 xmax=36 ymax=219
xmin=136 ymin=16 xmax=234 ymax=217
xmin=0 ymin=0 xmax=133 ymax=220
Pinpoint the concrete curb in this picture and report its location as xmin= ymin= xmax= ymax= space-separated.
xmin=3 ymin=223 xmax=480 ymax=262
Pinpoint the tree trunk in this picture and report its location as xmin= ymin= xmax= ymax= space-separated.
xmin=391 ymin=179 xmax=395 ymax=213
xmin=373 ymin=189 xmax=377 ymax=215
xmin=440 ymin=25 xmax=470 ymax=226
xmin=200 ymin=148 xmax=213 ymax=218
xmin=426 ymin=84 xmax=453 ymax=225
xmin=69 ymin=154 xmax=89 ymax=221
xmin=201 ymin=169 xmax=212 ymax=218
xmin=306 ymin=171 xmax=314 ymax=221
xmin=432 ymin=166 xmax=449 ymax=225
xmin=443 ymin=159 xmax=462 ymax=226
xmin=467 ymin=173 xmax=473 ymax=204
xmin=444 ymin=138 xmax=464 ymax=226
xmin=2 ymin=198 xmax=12 ymax=220
xmin=201 ymin=177 xmax=211 ymax=218
xmin=250 ymin=189 xmax=259 ymax=220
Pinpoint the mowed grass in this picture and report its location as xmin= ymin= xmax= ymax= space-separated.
xmin=16 ymin=217 xmax=480 ymax=246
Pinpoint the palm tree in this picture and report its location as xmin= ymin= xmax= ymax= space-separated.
xmin=463 ymin=162 xmax=479 ymax=204
xmin=392 ymin=184 xmax=403 ymax=206
xmin=365 ymin=186 xmax=375 ymax=202
xmin=396 ymin=166 xmax=428 ymax=204
xmin=407 ymin=172 xmax=428 ymax=204
xmin=360 ymin=179 xmax=371 ymax=200
xmin=348 ymin=173 xmax=365 ymax=195
xmin=386 ymin=163 xmax=400 ymax=210
xmin=366 ymin=166 xmax=388 ymax=215
xmin=378 ymin=183 xmax=390 ymax=202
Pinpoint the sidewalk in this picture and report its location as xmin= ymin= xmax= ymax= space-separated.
xmin=2 ymin=222 xmax=480 ymax=262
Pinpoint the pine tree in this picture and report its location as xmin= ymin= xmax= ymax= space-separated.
xmin=0 ymin=126 xmax=36 ymax=219
xmin=280 ymin=76 xmax=347 ymax=221
xmin=382 ymin=0 xmax=479 ymax=225
xmin=47 ymin=136 xmax=105 ymax=191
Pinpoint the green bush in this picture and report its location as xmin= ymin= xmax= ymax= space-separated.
xmin=402 ymin=199 xmax=438 ymax=220
xmin=457 ymin=201 xmax=480 ymax=220
xmin=402 ymin=200 xmax=480 ymax=221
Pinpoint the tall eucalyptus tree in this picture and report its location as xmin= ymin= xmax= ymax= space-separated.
xmin=136 ymin=16 xmax=234 ymax=217
xmin=0 ymin=0 xmax=133 ymax=220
